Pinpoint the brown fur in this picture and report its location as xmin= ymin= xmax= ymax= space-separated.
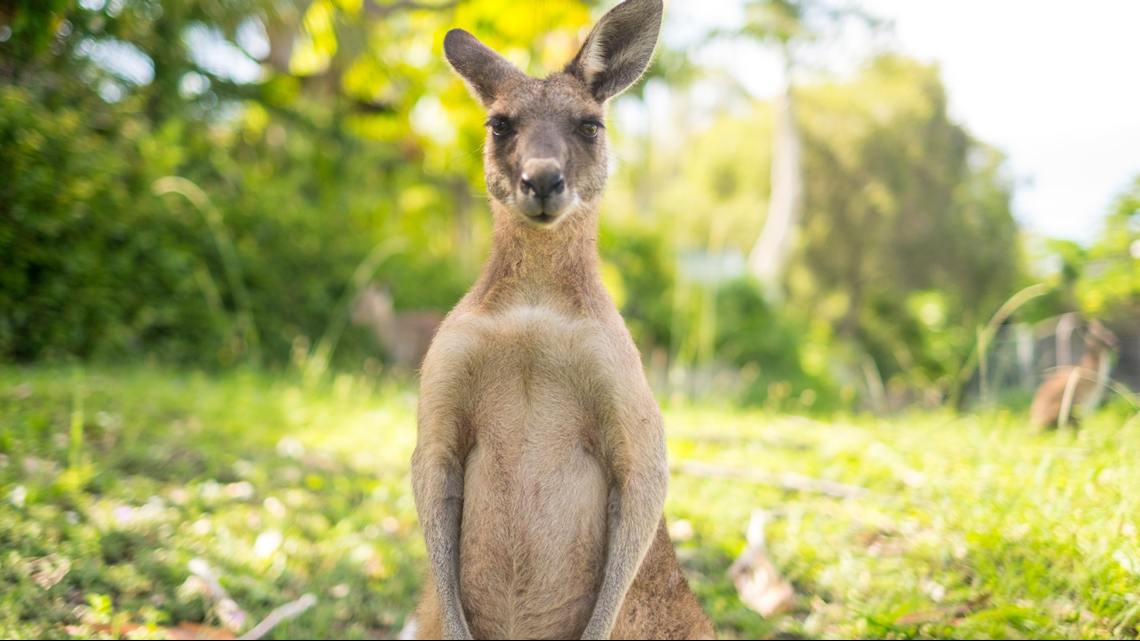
xmin=1030 ymin=320 xmax=1117 ymax=429
xmin=352 ymin=285 xmax=442 ymax=369
xmin=410 ymin=1 xmax=713 ymax=638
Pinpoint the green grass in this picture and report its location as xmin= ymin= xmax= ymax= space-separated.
xmin=1 ymin=366 xmax=1138 ymax=639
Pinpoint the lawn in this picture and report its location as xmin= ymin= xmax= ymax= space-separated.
xmin=1 ymin=366 xmax=1138 ymax=639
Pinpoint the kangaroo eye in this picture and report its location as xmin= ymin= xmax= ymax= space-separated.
xmin=579 ymin=122 xmax=599 ymax=138
xmin=490 ymin=119 xmax=512 ymax=136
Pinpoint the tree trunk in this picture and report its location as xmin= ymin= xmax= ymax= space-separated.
xmin=748 ymin=46 xmax=802 ymax=295
xmin=263 ymin=1 xmax=311 ymax=75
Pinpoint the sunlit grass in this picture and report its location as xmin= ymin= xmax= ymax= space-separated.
xmin=1 ymin=366 xmax=1137 ymax=639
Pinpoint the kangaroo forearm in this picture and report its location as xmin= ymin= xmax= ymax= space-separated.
xmin=411 ymin=454 xmax=471 ymax=639
xmin=424 ymin=501 xmax=471 ymax=639
xmin=581 ymin=474 xmax=667 ymax=639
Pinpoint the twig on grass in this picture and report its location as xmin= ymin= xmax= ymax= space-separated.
xmin=188 ymin=559 xmax=248 ymax=633
xmin=189 ymin=559 xmax=318 ymax=639
xmin=670 ymin=432 xmax=812 ymax=451
xmin=237 ymin=594 xmax=318 ymax=640
xmin=672 ymin=460 xmax=870 ymax=498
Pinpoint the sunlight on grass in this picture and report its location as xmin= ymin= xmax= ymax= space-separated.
xmin=1 ymin=367 xmax=1137 ymax=639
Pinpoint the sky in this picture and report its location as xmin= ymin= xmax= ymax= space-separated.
xmin=663 ymin=0 xmax=1140 ymax=244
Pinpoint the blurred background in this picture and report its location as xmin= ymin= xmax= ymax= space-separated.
xmin=2 ymin=1 xmax=1140 ymax=639
xmin=2 ymin=0 xmax=1139 ymax=412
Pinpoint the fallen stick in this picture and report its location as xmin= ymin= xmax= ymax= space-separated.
xmin=672 ymin=460 xmax=870 ymax=498
xmin=188 ymin=559 xmax=248 ymax=633
xmin=237 ymin=594 xmax=317 ymax=640
xmin=669 ymin=433 xmax=812 ymax=451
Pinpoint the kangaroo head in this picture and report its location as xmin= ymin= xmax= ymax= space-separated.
xmin=444 ymin=0 xmax=663 ymax=227
xmin=352 ymin=284 xmax=394 ymax=325
xmin=1085 ymin=319 xmax=1119 ymax=353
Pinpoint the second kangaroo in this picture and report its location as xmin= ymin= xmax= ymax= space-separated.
xmin=410 ymin=0 xmax=714 ymax=638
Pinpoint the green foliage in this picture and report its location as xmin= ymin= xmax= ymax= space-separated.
xmin=0 ymin=0 xmax=604 ymax=368
xmin=714 ymin=278 xmax=835 ymax=407
xmin=791 ymin=56 xmax=1022 ymax=385
xmin=1014 ymin=176 xmax=1140 ymax=332
xmin=3 ymin=366 xmax=1138 ymax=639
xmin=0 ymin=0 xmax=1094 ymax=414
xmin=0 ymin=86 xmax=225 ymax=362
xmin=0 ymin=0 xmax=72 ymax=67
xmin=639 ymin=56 xmax=1022 ymax=404
xmin=600 ymin=222 xmax=675 ymax=349
xmin=1079 ymin=176 xmax=1140 ymax=329
xmin=1015 ymin=238 xmax=1084 ymax=324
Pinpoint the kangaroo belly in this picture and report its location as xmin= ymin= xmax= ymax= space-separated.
xmin=455 ymin=308 xmax=611 ymax=639
xmin=459 ymin=416 xmax=608 ymax=639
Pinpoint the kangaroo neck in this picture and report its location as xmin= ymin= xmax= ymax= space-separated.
xmin=471 ymin=201 xmax=605 ymax=312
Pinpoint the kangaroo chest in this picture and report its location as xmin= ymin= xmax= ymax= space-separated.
xmin=445 ymin=303 xmax=618 ymax=637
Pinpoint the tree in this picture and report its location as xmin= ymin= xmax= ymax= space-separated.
xmin=791 ymin=56 xmax=1021 ymax=385
xmin=733 ymin=0 xmax=882 ymax=296
xmin=652 ymin=55 xmax=1021 ymax=394
xmin=1077 ymin=175 xmax=1140 ymax=330
xmin=0 ymin=0 xmax=595 ymax=364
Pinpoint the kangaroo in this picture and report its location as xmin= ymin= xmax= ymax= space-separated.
xmin=1031 ymin=319 xmax=1118 ymax=429
xmin=409 ymin=1 xmax=714 ymax=638
xmin=352 ymin=285 xmax=442 ymax=369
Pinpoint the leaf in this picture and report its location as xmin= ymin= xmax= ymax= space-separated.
xmin=727 ymin=510 xmax=796 ymax=617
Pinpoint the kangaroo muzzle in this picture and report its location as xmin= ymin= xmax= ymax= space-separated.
xmin=518 ymin=158 xmax=569 ymax=223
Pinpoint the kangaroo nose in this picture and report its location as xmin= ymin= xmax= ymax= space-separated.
xmin=521 ymin=162 xmax=565 ymax=200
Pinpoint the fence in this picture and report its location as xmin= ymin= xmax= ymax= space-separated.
xmin=979 ymin=315 xmax=1140 ymax=404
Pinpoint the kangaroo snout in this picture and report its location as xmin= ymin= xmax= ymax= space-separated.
xmin=519 ymin=159 xmax=567 ymax=222
xmin=521 ymin=164 xmax=565 ymax=199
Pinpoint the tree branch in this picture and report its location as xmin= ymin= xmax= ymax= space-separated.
xmin=672 ymin=460 xmax=869 ymax=498
xmin=363 ymin=0 xmax=460 ymax=18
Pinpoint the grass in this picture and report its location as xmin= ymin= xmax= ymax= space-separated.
xmin=0 ymin=365 xmax=1138 ymax=639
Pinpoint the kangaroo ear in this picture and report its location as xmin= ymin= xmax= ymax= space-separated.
xmin=565 ymin=0 xmax=663 ymax=102
xmin=443 ymin=29 xmax=526 ymax=107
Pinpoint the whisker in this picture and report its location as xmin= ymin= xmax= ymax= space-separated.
xmin=610 ymin=151 xmax=651 ymax=182
xmin=445 ymin=143 xmax=485 ymax=171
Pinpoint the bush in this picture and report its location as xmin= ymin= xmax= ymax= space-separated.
xmin=715 ymin=278 xmax=836 ymax=409
xmin=0 ymin=83 xmax=472 ymax=368
xmin=600 ymin=223 xmax=675 ymax=350
xmin=0 ymin=87 xmax=224 ymax=362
